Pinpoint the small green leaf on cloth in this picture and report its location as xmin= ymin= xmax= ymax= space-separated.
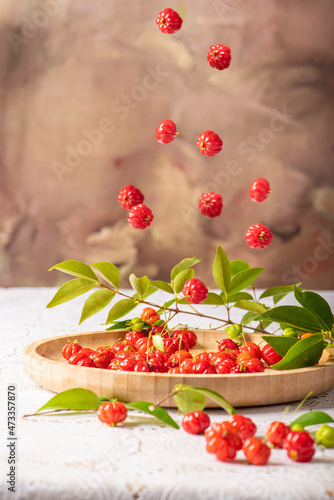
xmin=36 ymin=388 xmax=101 ymax=413
xmin=126 ymin=402 xmax=179 ymax=429
xmin=290 ymin=411 xmax=334 ymax=428
xmin=173 ymin=385 xmax=206 ymax=415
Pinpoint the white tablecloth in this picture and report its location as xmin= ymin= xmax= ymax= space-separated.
xmin=1 ymin=288 xmax=334 ymax=500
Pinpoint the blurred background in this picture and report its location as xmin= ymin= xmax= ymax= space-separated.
xmin=0 ymin=0 xmax=334 ymax=289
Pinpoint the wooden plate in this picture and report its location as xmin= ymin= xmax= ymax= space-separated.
xmin=23 ymin=330 xmax=334 ymax=408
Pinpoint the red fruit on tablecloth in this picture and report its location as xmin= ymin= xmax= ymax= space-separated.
xmin=261 ymin=344 xmax=283 ymax=366
xmin=207 ymin=44 xmax=231 ymax=70
xmin=62 ymin=341 xmax=82 ymax=360
xmin=198 ymin=192 xmax=223 ymax=218
xmin=127 ymin=204 xmax=154 ymax=229
xmin=196 ymin=130 xmax=223 ymax=157
xmin=182 ymin=278 xmax=208 ymax=304
xmin=266 ymin=421 xmax=291 ymax=448
xmin=283 ymin=431 xmax=315 ymax=462
xmin=182 ymin=411 xmax=211 ymax=434
xmin=249 ymin=178 xmax=271 ymax=202
xmin=243 ymin=437 xmax=271 ymax=465
xmin=229 ymin=414 xmax=257 ymax=441
xmin=117 ymin=185 xmax=144 ymax=210
xmin=155 ymin=119 xmax=179 ymax=144
xmin=156 ymin=8 xmax=183 ymax=34
xmin=244 ymin=223 xmax=273 ymax=249
xmin=97 ymin=401 xmax=127 ymax=426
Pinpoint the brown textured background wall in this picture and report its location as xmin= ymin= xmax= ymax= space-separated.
xmin=0 ymin=0 xmax=334 ymax=289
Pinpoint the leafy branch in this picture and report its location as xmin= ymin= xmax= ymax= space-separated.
xmin=46 ymin=246 xmax=334 ymax=369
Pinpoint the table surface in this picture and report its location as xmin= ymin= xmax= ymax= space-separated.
xmin=1 ymin=287 xmax=334 ymax=500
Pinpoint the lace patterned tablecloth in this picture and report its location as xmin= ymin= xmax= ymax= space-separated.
xmin=1 ymin=288 xmax=334 ymax=500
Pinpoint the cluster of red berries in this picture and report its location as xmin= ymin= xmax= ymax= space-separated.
xmin=181 ymin=410 xmax=315 ymax=465
xmin=62 ymin=319 xmax=283 ymax=376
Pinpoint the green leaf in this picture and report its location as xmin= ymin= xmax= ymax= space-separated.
xmin=271 ymin=334 xmax=324 ymax=370
xmin=230 ymin=260 xmax=250 ymax=277
xmin=156 ymin=298 xmax=176 ymax=315
xmin=36 ymin=388 xmax=101 ymax=413
xmin=151 ymin=335 xmax=165 ymax=352
xmin=262 ymin=335 xmax=300 ymax=357
xmin=294 ymin=287 xmax=333 ymax=332
xmin=129 ymin=274 xmax=150 ymax=298
xmin=257 ymin=306 xmax=323 ymax=333
xmin=126 ymin=402 xmax=179 ymax=429
xmin=105 ymin=320 xmax=129 ymax=331
xmin=191 ymin=387 xmax=236 ymax=415
xmin=228 ymin=268 xmax=264 ymax=296
xmin=171 ymin=257 xmax=201 ymax=280
xmin=173 ymin=385 xmax=206 ymax=415
xmin=151 ymin=280 xmax=174 ymax=294
xmin=106 ymin=298 xmax=137 ymax=324
xmin=224 ymin=292 xmax=253 ymax=304
xmin=202 ymin=292 xmax=225 ymax=306
xmin=139 ymin=286 xmax=158 ymax=301
xmin=173 ymin=268 xmax=195 ymax=294
xmin=90 ymin=262 xmax=120 ymax=289
xmin=212 ymin=246 xmax=231 ymax=295
xmin=49 ymin=260 xmax=98 ymax=281
xmin=46 ymin=279 xmax=96 ymax=308
xmin=176 ymin=297 xmax=189 ymax=305
xmin=260 ymin=285 xmax=298 ymax=300
xmin=234 ymin=300 xmax=267 ymax=314
xmin=273 ymin=293 xmax=288 ymax=305
xmin=79 ymin=289 xmax=116 ymax=324
xmin=290 ymin=411 xmax=334 ymax=428
xmin=241 ymin=311 xmax=260 ymax=325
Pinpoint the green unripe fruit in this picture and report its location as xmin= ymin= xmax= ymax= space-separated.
xmin=225 ymin=324 xmax=242 ymax=339
xmin=316 ymin=424 xmax=334 ymax=448
xmin=282 ymin=327 xmax=298 ymax=338
xmin=130 ymin=317 xmax=144 ymax=332
xmin=290 ymin=423 xmax=305 ymax=432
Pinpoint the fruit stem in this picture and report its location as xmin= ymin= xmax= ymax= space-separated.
xmin=149 ymin=389 xmax=181 ymax=411
xmin=98 ymin=283 xmax=271 ymax=334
